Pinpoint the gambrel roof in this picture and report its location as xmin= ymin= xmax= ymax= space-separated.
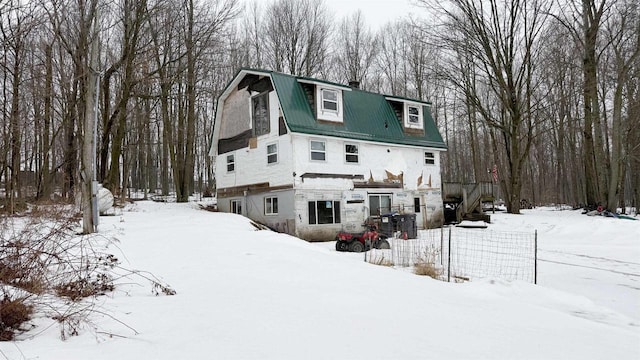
xmin=210 ymin=69 xmax=447 ymax=156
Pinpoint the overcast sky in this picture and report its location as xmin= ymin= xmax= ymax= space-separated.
xmin=322 ymin=0 xmax=417 ymax=28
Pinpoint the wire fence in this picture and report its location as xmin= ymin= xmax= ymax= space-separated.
xmin=367 ymin=227 xmax=537 ymax=283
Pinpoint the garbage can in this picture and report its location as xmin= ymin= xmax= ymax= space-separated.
xmin=395 ymin=214 xmax=417 ymax=239
xmin=379 ymin=213 xmax=396 ymax=237
xmin=379 ymin=213 xmax=417 ymax=239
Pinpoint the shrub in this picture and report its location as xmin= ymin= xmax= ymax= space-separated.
xmin=414 ymin=261 xmax=441 ymax=279
xmin=413 ymin=245 xmax=442 ymax=279
xmin=0 ymin=203 xmax=175 ymax=341
xmin=0 ymin=296 xmax=33 ymax=341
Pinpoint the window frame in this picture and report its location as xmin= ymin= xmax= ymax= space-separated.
xmin=310 ymin=140 xmax=326 ymax=161
xmin=316 ymin=86 xmax=344 ymax=122
xmin=404 ymin=103 xmax=424 ymax=129
xmin=308 ymin=200 xmax=341 ymax=225
xmin=226 ymin=154 xmax=235 ymax=173
xmin=251 ymin=91 xmax=270 ymax=137
xmin=344 ymin=143 xmax=359 ymax=164
xmin=267 ymin=142 xmax=278 ymax=164
xmin=368 ymin=194 xmax=392 ymax=216
xmin=321 ymin=88 xmax=339 ymax=113
xmin=264 ymin=196 xmax=278 ymax=215
xmin=424 ymin=151 xmax=435 ymax=165
xmin=230 ymin=199 xmax=242 ymax=215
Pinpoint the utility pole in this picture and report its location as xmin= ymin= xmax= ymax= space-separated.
xmin=82 ymin=6 xmax=100 ymax=234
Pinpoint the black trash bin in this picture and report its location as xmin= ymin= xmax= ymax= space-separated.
xmin=380 ymin=213 xmax=417 ymax=239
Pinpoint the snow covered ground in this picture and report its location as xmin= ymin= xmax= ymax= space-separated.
xmin=1 ymin=201 xmax=639 ymax=359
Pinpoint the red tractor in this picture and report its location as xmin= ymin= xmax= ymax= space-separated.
xmin=335 ymin=225 xmax=390 ymax=252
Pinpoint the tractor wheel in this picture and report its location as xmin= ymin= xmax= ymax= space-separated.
xmin=376 ymin=239 xmax=390 ymax=250
xmin=335 ymin=240 xmax=348 ymax=252
xmin=350 ymin=241 xmax=365 ymax=253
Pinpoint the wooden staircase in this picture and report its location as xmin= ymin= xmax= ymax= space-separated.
xmin=443 ymin=182 xmax=497 ymax=223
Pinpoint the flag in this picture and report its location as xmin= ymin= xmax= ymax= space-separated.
xmin=492 ymin=165 xmax=498 ymax=183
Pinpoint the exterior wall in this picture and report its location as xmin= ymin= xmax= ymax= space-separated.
xmin=289 ymin=133 xmax=445 ymax=240
xmin=290 ymin=134 xmax=442 ymax=192
xmin=216 ymin=91 xmax=294 ymax=190
xmin=218 ymin=189 xmax=296 ymax=234
xmin=219 ymin=87 xmax=251 ymax=139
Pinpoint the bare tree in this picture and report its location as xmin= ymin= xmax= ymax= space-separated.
xmin=334 ymin=10 xmax=378 ymax=88
xmin=421 ymin=0 xmax=552 ymax=214
xmin=263 ymin=0 xmax=332 ymax=77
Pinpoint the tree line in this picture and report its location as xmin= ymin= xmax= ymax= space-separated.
xmin=1 ymin=0 xmax=638 ymax=214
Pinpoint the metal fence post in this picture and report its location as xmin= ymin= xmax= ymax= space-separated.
xmin=534 ymin=230 xmax=538 ymax=284
xmin=447 ymin=227 xmax=452 ymax=282
xmin=440 ymin=226 xmax=444 ymax=266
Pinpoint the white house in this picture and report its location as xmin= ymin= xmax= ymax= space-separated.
xmin=209 ymin=69 xmax=447 ymax=241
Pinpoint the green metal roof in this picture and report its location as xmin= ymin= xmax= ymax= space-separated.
xmin=269 ymin=72 xmax=446 ymax=149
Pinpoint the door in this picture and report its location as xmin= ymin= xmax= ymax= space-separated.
xmin=369 ymin=194 xmax=391 ymax=216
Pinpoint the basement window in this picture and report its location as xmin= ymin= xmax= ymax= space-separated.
xmin=308 ymin=200 xmax=341 ymax=225
xmin=265 ymin=196 xmax=278 ymax=215
xmin=230 ymin=199 xmax=242 ymax=215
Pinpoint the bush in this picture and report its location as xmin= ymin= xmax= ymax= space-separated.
xmin=413 ymin=245 xmax=442 ymax=279
xmin=414 ymin=261 xmax=442 ymax=279
xmin=0 ymin=296 xmax=33 ymax=341
xmin=0 ymin=203 xmax=175 ymax=341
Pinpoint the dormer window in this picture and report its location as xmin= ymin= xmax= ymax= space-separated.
xmin=322 ymin=89 xmax=338 ymax=113
xmin=404 ymin=103 xmax=423 ymax=129
xmin=316 ymin=86 xmax=344 ymax=122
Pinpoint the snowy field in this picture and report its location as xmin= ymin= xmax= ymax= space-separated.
xmin=1 ymin=201 xmax=639 ymax=359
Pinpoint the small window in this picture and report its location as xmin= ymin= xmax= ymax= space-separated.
xmin=414 ymin=197 xmax=421 ymax=213
xmin=345 ymin=144 xmax=359 ymax=163
xmin=322 ymin=89 xmax=338 ymax=113
xmin=408 ymin=106 xmax=420 ymax=124
xmin=308 ymin=200 xmax=341 ymax=225
xmin=404 ymin=103 xmax=424 ymax=129
xmin=424 ymin=152 xmax=435 ymax=165
xmin=267 ymin=143 xmax=278 ymax=164
xmin=315 ymin=86 xmax=343 ymax=122
xmin=252 ymin=92 xmax=270 ymax=136
xmin=227 ymin=154 xmax=235 ymax=172
xmin=265 ymin=197 xmax=278 ymax=215
xmin=310 ymin=140 xmax=326 ymax=161
xmin=230 ymin=200 xmax=242 ymax=214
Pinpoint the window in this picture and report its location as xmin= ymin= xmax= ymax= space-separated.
xmin=408 ymin=106 xmax=420 ymax=124
xmin=369 ymin=194 xmax=391 ymax=216
xmin=226 ymin=154 xmax=235 ymax=172
xmin=424 ymin=152 xmax=435 ymax=165
xmin=267 ymin=143 xmax=278 ymax=164
xmin=414 ymin=197 xmax=421 ymax=213
xmin=310 ymin=140 xmax=326 ymax=161
xmin=265 ymin=197 xmax=278 ymax=215
xmin=315 ymin=86 xmax=344 ymax=122
xmin=321 ymin=89 xmax=338 ymax=113
xmin=308 ymin=200 xmax=341 ymax=225
xmin=252 ymin=92 xmax=270 ymax=136
xmin=230 ymin=200 xmax=242 ymax=215
xmin=404 ymin=103 xmax=424 ymax=129
xmin=345 ymin=144 xmax=359 ymax=163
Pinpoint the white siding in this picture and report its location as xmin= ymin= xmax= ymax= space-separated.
xmin=290 ymin=134 xmax=442 ymax=192
xmin=216 ymin=91 xmax=294 ymax=190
